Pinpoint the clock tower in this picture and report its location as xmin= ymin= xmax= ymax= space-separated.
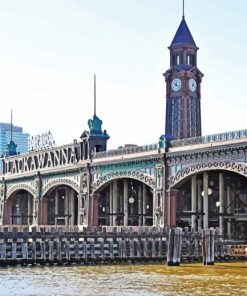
xmin=163 ymin=14 xmax=203 ymax=140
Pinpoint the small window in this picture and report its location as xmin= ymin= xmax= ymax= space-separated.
xmin=187 ymin=54 xmax=191 ymax=65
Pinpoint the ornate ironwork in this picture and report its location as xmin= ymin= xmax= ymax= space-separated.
xmin=6 ymin=183 xmax=36 ymax=200
xmin=170 ymin=161 xmax=247 ymax=188
xmin=91 ymin=170 xmax=155 ymax=193
xmin=42 ymin=178 xmax=80 ymax=197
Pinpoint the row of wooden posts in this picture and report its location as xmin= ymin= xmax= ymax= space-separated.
xmin=0 ymin=226 xmax=245 ymax=266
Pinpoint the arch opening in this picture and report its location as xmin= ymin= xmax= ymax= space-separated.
xmin=172 ymin=170 xmax=247 ymax=239
xmin=4 ymin=190 xmax=34 ymax=225
xmin=40 ymin=185 xmax=78 ymax=226
xmin=94 ymin=178 xmax=153 ymax=227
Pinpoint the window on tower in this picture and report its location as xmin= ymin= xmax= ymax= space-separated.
xmin=187 ymin=54 xmax=191 ymax=65
xmin=187 ymin=54 xmax=196 ymax=66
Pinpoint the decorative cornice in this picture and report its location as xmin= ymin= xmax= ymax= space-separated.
xmin=91 ymin=157 xmax=163 ymax=174
xmin=167 ymin=146 xmax=247 ymax=166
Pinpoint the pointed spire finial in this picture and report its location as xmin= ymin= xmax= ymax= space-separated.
xmin=7 ymin=108 xmax=17 ymax=156
xmin=182 ymin=0 xmax=185 ymax=19
xmin=94 ymin=74 xmax=96 ymax=116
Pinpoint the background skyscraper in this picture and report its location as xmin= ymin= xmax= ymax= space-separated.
xmin=0 ymin=123 xmax=29 ymax=166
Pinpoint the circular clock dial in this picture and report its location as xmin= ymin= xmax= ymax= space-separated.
xmin=171 ymin=78 xmax=181 ymax=91
xmin=189 ymin=78 xmax=197 ymax=92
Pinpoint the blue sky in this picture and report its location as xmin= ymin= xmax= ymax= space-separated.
xmin=0 ymin=0 xmax=246 ymax=149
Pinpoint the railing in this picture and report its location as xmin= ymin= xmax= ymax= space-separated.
xmin=170 ymin=129 xmax=247 ymax=148
xmin=93 ymin=143 xmax=159 ymax=159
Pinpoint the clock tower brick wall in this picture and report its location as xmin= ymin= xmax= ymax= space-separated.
xmin=164 ymin=17 xmax=203 ymax=140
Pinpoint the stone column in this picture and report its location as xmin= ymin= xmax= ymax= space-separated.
xmin=226 ymin=185 xmax=231 ymax=238
xmin=82 ymin=142 xmax=85 ymax=160
xmin=183 ymin=49 xmax=187 ymax=65
xmin=55 ymin=190 xmax=59 ymax=225
xmin=191 ymin=175 xmax=197 ymax=230
xmin=39 ymin=198 xmax=47 ymax=225
xmin=0 ymin=198 xmax=4 ymax=225
xmin=93 ymin=194 xmax=99 ymax=226
xmin=90 ymin=194 xmax=94 ymax=226
xmin=28 ymin=193 xmax=32 ymax=225
xmin=64 ymin=187 xmax=69 ymax=226
xmin=138 ymin=184 xmax=142 ymax=226
xmin=219 ymin=173 xmax=224 ymax=235
xmin=123 ymin=179 xmax=128 ymax=226
xmin=77 ymin=193 xmax=83 ymax=225
xmin=4 ymin=199 xmax=12 ymax=225
xmin=109 ymin=183 xmax=113 ymax=226
xmin=32 ymin=196 xmax=39 ymax=226
xmin=112 ymin=181 xmax=118 ymax=226
xmin=142 ymin=184 xmax=147 ymax=226
xmin=170 ymin=189 xmax=178 ymax=227
xmin=203 ymin=172 xmax=209 ymax=229
xmin=70 ymin=190 xmax=75 ymax=225
xmin=153 ymin=190 xmax=157 ymax=226
xmin=197 ymin=180 xmax=202 ymax=229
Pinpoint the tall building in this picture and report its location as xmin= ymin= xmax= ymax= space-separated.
xmin=163 ymin=14 xmax=203 ymax=140
xmin=0 ymin=123 xmax=29 ymax=158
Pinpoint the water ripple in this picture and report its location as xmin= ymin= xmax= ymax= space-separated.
xmin=0 ymin=262 xmax=246 ymax=295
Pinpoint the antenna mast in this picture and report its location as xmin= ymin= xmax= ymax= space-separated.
xmin=94 ymin=74 xmax=96 ymax=116
xmin=182 ymin=0 xmax=185 ymax=19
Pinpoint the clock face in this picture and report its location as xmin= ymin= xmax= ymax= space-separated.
xmin=171 ymin=78 xmax=181 ymax=91
xmin=189 ymin=78 xmax=197 ymax=92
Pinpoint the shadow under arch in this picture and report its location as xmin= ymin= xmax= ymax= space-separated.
xmin=94 ymin=176 xmax=154 ymax=227
xmin=40 ymin=183 xmax=79 ymax=226
xmin=169 ymin=163 xmax=247 ymax=238
xmin=4 ymin=188 xmax=35 ymax=225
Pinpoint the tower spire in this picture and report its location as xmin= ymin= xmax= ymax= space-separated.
xmin=94 ymin=74 xmax=96 ymax=116
xmin=11 ymin=109 xmax=13 ymax=141
xmin=7 ymin=108 xmax=17 ymax=156
xmin=182 ymin=0 xmax=185 ymax=19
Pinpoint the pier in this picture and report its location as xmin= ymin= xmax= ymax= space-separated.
xmin=0 ymin=226 xmax=246 ymax=266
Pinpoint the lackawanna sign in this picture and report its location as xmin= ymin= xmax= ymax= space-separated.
xmin=2 ymin=144 xmax=80 ymax=175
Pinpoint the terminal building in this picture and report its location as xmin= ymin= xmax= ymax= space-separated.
xmin=0 ymin=10 xmax=246 ymax=240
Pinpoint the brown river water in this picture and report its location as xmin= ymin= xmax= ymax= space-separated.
xmin=0 ymin=262 xmax=246 ymax=296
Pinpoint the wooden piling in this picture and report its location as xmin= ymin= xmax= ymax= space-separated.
xmin=0 ymin=226 xmax=240 ymax=266
xmin=202 ymin=229 xmax=215 ymax=265
xmin=167 ymin=227 xmax=182 ymax=266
